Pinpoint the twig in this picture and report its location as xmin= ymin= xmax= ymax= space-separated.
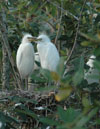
xmin=78 ymin=31 xmax=100 ymax=43
xmin=39 ymin=0 xmax=48 ymax=10
xmin=65 ymin=0 xmax=87 ymax=64
xmin=54 ymin=1 xmax=63 ymax=45
xmin=47 ymin=0 xmax=79 ymax=21
xmin=41 ymin=9 xmax=56 ymax=31
xmin=42 ymin=8 xmax=57 ymax=22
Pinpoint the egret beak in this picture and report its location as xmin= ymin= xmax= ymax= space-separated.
xmin=28 ymin=37 xmax=37 ymax=42
xmin=28 ymin=37 xmax=42 ymax=43
xmin=28 ymin=37 xmax=42 ymax=42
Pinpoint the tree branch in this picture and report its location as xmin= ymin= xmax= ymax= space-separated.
xmin=65 ymin=0 xmax=87 ymax=64
xmin=0 ymin=9 xmax=21 ymax=89
xmin=78 ymin=31 xmax=100 ymax=44
xmin=47 ymin=0 xmax=79 ymax=21
xmin=54 ymin=1 xmax=63 ymax=45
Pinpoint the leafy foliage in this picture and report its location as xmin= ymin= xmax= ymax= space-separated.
xmin=0 ymin=0 xmax=100 ymax=129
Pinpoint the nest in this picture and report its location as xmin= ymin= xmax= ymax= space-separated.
xmin=0 ymin=89 xmax=60 ymax=129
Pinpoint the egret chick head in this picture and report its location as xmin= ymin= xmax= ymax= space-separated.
xmin=86 ymin=55 xmax=96 ymax=68
xmin=22 ymin=34 xmax=34 ymax=44
xmin=36 ymin=34 xmax=51 ymax=44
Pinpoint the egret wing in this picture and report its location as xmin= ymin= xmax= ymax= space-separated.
xmin=45 ymin=43 xmax=60 ymax=71
xmin=16 ymin=45 xmax=23 ymax=68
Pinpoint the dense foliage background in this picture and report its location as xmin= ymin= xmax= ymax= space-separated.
xmin=0 ymin=0 xmax=100 ymax=129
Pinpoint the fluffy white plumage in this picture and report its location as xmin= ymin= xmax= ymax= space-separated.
xmin=84 ymin=55 xmax=100 ymax=84
xmin=36 ymin=34 xmax=60 ymax=72
xmin=16 ymin=34 xmax=35 ymax=79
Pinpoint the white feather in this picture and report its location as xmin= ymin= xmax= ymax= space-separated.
xmin=36 ymin=34 xmax=60 ymax=72
xmin=84 ymin=55 xmax=100 ymax=84
xmin=16 ymin=34 xmax=34 ymax=79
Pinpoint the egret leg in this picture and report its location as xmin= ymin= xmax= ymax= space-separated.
xmin=28 ymin=77 xmax=33 ymax=91
xmin=20 ymin=76 xmax=24 ymax=90
xmin=21 ymin=79 xmax=24 ymax=90
xmin=25 ymin=77 xmax=28 ymax=90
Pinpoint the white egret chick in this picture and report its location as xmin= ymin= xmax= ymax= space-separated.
xmin=84 ymin=55 xmax=100 ymax=84
xmin=34 ymin=34 xmax=60 ymax=72
xmin=16 ymin=34 xmax=35 ymax=89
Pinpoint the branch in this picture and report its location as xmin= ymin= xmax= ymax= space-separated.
xmin=54 ymin=1 xmax=63 ymax=45
xmin=65 ymin=0 xmax=87 ymax=64
xmin=0 ymin=9 xmax=21 ymax=89
xmin=47 ymin=0 xmax=79 ymax=21
xmin=78 ymin=31 xmax=100 ymax=44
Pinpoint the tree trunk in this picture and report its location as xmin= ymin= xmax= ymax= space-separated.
xmin=0 ymin=9 xmax=21 ymax=89
xmin=2 ymin=45 xmax=10 ymax=89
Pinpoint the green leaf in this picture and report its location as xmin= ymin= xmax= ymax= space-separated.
xmin=76 ymin=108 xmax=98 ymax=127
xmin=31 ymin=71 xmax=47 ymax=83
xmin=7 ymin=96 xmax=37 ymax=104
xmin=55 ymin=86 xmax=73 ymax=101
xmin=73 ymin=56 xmax=84 ymax=86
xmin=96 ymin=119 xmax=100 ymax=125
xmin=73 ymin=127 xmax=87 ymax=129
xmin=67 ymin=30 xmax=73 ymax=37
xmin=39 ymin=117 xmax=59 ymax=126
xmin=37 ymin=85 xmax=57 ymax=92
xmin=51 ymin=6 xmax=57 ymax=16
xmin=57 ymin=106 xmax=80 ymax=123
xmin=56 ymin=57 xmax=65 ymax=78
xmin=15 ymin=108 xmax=38 ymax=120
xmin=93 ymin=48 xmax=100 ymax=57
xmin=14 ymin=104 xmax=38 ymax=120
xmin=81 ymin=41 xmax=93 ymax=47
xmin=82 ymin=97 xmax=91 ymax=108
xmin=94 ymin=60 xmax=100 ymax=71
xmin=40 ymin=68 xmax=52 ymax=81
xmin=61 ymin=74 xmax=72 ymax=84
xmin=0 ymin=111 xmax=19 ymax=124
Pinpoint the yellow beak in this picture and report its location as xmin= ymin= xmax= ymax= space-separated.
xmin=28 ymin=37 xmax=37 ymax=42
xmin=28 ymin=37 xmax=42 ymax=42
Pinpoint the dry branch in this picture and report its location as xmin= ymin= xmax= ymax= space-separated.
xmin=0 ymin=9 xmax=21 ymax=89
xmin=47 ymin=0 xmax=79 ymax=21
xmin=65 ymin=0 xmax=87 ymax=65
